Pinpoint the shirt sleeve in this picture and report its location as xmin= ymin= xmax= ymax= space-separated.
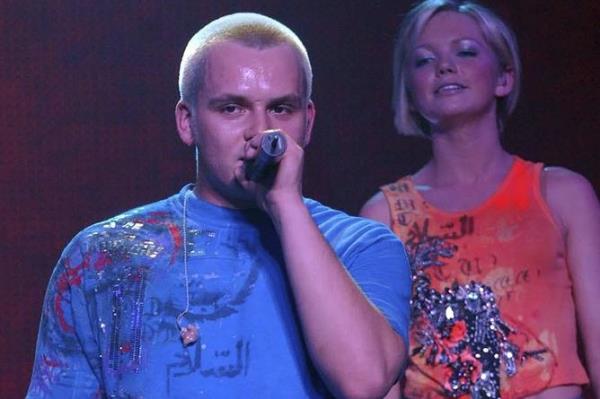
xmin=340 ymin=221 xmax=412 ymax=346
xmin=27 ymin=238 xmax=103 ymax=398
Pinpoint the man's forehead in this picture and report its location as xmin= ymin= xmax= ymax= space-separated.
xmin=204 ymin=40 xmax=298 ymax=66
xmin=201 ymin=41 xmax=304 ymax=94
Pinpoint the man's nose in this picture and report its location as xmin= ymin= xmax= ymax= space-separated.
xmin=244 ymin=111 xmax=272 ymax=140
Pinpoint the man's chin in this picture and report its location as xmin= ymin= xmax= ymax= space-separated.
xmin=212 ymin=186 xmax=259 ymax=210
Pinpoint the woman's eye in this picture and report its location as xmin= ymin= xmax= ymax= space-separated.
xmin=458 ymin=49 xmax=477 ymax=57
xmin=415 ymin=57 xmax=433 ymax=68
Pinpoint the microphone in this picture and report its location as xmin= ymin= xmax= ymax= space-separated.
xmin=245 ymin=130 xmax=287 ymax=181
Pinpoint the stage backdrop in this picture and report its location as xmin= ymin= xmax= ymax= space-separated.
xmin=1 ymin=1 xmax=598 ymax=397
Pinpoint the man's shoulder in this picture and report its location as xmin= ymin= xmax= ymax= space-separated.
xmin=67 ymin=194 xmax=180 ymax=257
xmin=304 ymin=198 xmax=410 ymax=283
xmin=304 ymin=197 xmax=400 ymax=244
xmin=83 ymin=196 xmax=175 ymax=232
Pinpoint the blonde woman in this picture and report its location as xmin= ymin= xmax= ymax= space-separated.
xmin=361 ymin=1 xmax=599 ymax=398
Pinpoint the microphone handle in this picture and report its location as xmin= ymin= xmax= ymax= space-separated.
xmin=245 ymin=130 xmax=287 ymax=181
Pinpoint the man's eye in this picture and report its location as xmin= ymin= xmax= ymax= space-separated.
xmin=271 ymin=105 xmax=293 ymax=114
xmin=221 ymin=104 xmax=241 ymax=114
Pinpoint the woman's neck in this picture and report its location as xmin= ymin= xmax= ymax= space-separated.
xmin=420 ymin=117 xmax=512 ymax=187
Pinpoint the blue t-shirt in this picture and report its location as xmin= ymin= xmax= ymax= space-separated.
xmin=27 ymin=186 xmax=411 ymax=398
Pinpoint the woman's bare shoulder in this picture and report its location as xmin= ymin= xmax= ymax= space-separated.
xmin=543 ymin=166 xmax=599 ymax=229
xmin=359 ymin=191 xmax=391 ymax=226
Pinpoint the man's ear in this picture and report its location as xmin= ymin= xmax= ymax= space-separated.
xmin=495 ymin=67 xmax=515 ymax=98
xmin=301 ymin=100 xmax=316 ymax=147
xmin=175 ymin=100 xmax=195 ymax=146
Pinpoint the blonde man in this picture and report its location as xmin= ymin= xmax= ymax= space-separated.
xmin=28 ymin=13 xmax=411 ymax=398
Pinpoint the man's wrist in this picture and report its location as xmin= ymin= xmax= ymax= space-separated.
xmin=264 ymin=192 xmax=306 ymax=225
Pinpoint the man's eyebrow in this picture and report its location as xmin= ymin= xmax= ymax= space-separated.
xmin=206 ymin=94 xmax=305 ymax=108
xmin=207 ymin=95 xmax=249 ymax=106
xmin=268 ymin=95 xmax=303 ymax=106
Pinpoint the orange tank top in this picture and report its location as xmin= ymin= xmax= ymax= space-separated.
xmin=381 ymin=157 xmax=588 ymax=399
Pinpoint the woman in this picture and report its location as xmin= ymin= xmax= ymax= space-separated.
xmin=361 ymin=1 xmax=599 ymax=398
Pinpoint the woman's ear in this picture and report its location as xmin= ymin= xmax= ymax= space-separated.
xmin=495 ymin=67 xmax=515 ymax=98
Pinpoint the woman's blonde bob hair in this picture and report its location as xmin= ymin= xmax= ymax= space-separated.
xmin=393 ymin=0 xmax=521 ymax=137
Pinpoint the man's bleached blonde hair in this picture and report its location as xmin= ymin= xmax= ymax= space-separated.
xmin=393 ymin=0 xmax=521 ymax=137
xmin=178 ymin=12 xmax=313 ymax=106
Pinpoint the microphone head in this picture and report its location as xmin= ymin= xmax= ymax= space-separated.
xmin=245 ymin=130 xmax=287 ymax=181
xmin=260 ymin=129 xmax=287 ymax=157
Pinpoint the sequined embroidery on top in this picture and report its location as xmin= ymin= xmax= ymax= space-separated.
xmin=108 ymin=266 xmax=148 ymax=373
xmin=408 ymin=228 xmax=547 ymax=398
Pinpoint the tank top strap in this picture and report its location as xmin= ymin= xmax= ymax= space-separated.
xmin=487 ymin=157 xmax=544 ymax=212
xmin=380 ymin=176 xmax=427 ymax=235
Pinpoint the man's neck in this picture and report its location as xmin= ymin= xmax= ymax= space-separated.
xmin=193 ymin=183 xmax=257 ymax=210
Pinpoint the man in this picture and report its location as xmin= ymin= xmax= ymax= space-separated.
xmin=27 ymin=13 xmax=410 ymax=398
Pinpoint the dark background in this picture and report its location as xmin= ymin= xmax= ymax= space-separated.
xmin=1 ymin=1 xmax=598 ymax=397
